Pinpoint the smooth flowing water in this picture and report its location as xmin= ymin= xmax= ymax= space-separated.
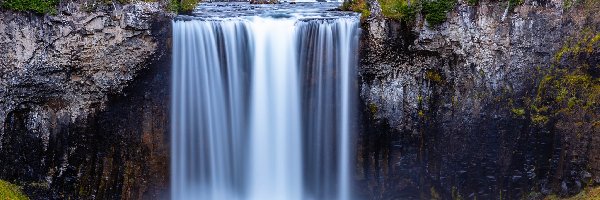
xmin=171 ymin=3 xmax=360 ymax=199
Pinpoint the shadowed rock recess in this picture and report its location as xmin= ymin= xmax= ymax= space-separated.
xmin=0 ymin=0 xmax=599 ymax=199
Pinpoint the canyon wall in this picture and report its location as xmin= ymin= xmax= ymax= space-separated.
xmin=0 ymin=3 xmax=171 ymax=199
xmin=0 ymin=0 xmax=598 ymax=199
xmin=356 ymin=0 xmax=599 ymax=199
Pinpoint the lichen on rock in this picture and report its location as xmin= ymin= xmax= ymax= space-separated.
xmin=0 ymin=180 xmax=29 ymax=200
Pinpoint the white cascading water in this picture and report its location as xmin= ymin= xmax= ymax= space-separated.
xmin=171 ymin=3 xmax=359 ymax=200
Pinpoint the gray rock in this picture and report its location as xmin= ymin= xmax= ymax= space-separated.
xmin=0 ymin=3 xmax=172 ymax=199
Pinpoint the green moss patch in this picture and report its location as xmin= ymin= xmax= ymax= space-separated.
xmin=544 ymin=186 xmax=600 ymax=199
xmin=1 ymin=0 xmax=59 ymax=14
xmin=422 ymin=0 xmax=456 ymax=26
xmin=379 ymin=0 xmax=416 ymax=22
xmin=178 ymin=0 xmax=199 ymax=13
xmin=373 ymin=0 xmax=456 ymax=26
xmin=425 ymin=69 xmax=444 ymax=84
xmin=508 ymin=0 xmax=523 ymax=9
xmin=341 ymin=0 xmax=371 ymax=20
xmin=528 ymin=30 xmax=600 ymax=130
xmin=0 ymin=180 xmax=29 ymax=200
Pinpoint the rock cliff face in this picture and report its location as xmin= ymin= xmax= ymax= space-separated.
xmin=356 ymin=0 xmax=599 ymax=199
xmin=0 ymin=2 xmax=171 ymax=199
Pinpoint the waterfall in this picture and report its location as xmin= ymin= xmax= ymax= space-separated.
xmin=171 ymin=5 xmax=359 ymax=199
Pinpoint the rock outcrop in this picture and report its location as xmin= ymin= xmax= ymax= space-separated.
xmin=357 ymin=0 xmax=599 ymax=199
xmin=0 ymin=2 xmax=171 ymax=199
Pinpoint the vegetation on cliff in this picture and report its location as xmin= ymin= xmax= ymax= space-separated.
xmin=0 ymin=0 xmax=198 ymax=14
xmin=341 ymin=0 xmax=371 ymax=20
xmin=544 ymin=186 xmax=600 ymax=199
xmin=379 ymin=0 xmax=416 ymax=22
xmin=0 ymin=180 xmax=28 ymax=200
xmin=342 ymin=0 xmax=456 ymax=25
xmin=381 ymin=0 xmax=456 ymax=25
xmin=169 ymin=0 xmax=199 ymax=13
xmin=421 ymin=0 xmax=455 ymax=25
xmin=0 ymin=0 xmax=58 ymax=14
xmin=378 ymin=0 xmax=456 ymax=25
xmin=342 ymin=0 xmax=537 ymax=25
xmin=527 ymin=29 xmax=599 ymax=134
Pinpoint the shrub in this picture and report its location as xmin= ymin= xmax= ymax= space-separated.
xmin=373 ymin=0 xmax=455 ymax=26
xmin=341 ymin=0 xmax=370 ymax=20
xmin=379 ymin=0 xmax=416 ymax=22
xmin=179 ymin=0 xmax=199 ymax=13
xmin=0 ymin=0 xmax=58 ymax=14
xmin=422 ymin=0 xmax=455 ymax=26
xmin=508 ymin=0 xmax=523 ymax=9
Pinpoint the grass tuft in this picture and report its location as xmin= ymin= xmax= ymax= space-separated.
xmin=1 ymin=0 xmax=59 ymax=14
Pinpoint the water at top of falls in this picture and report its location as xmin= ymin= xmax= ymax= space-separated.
xmin=171 ymin=2 xmax=360 ymax=200
xmin=176 ymin=2 xmax=358 ymax=20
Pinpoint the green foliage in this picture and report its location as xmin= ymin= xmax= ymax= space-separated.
xmin=562 ymin=0 xmax=590 ymax=11
xmin=511 ymin=108 xmax=525 ymax=117
xmin=345 ymin=0 xmax=458 ymax=26
xmin=368 ymin=103 xmax=378 ymax=115
xmin=508 ymin=0 xmax=523 ymax=9
xmin=531 ymin=114 xmax=549 ymax=125
xmin=422 ymin=0 xmax=456 ymax=26
xmin=165 ymin=0 xmax=199 ymax=14
xmin=0 ymin=180 xmax=29 ymax=200
xmin=179 ymin=0 xmax=199 ymax=13
xmin=1 ymin=0 xmax=58 ymax=14
xmin=341 ymin=0 xmax=371 ymax=20
xmin=467 ymin=0 xmax=477 ymax=6
xmin=168 ymin=0 xmax=180 ymax=13
xmin=376 ymin=0 xmax=455 ymax=25
xmin=425 ymin=69 xmax=444 ymax=84
xmin=379 ymin=0 xmax=416 ymax=22
xmin=529 ymin=30 xmax=600 ymax=130
xmin=545 ymin=186 xmax=600 ymax=199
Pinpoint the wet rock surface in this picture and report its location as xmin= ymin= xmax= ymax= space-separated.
xmin=0 ymin=3 xmax=171 ymax=199
xmin=356 ymin=0 xmax=600 ymax=199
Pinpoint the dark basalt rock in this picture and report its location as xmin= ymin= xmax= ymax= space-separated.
xmin=356 ymin=0 xmax=600 ymax=199
xmin=0 ymin=2 xmax=172 ymax=199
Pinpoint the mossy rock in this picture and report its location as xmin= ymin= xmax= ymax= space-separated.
xmin=528 ymin=29 xmax=599 ymax=130
xmin=0 ymin=180 xmax=29 ymax=200
xmin=544 ymin=186 xmax=600 ymax=199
